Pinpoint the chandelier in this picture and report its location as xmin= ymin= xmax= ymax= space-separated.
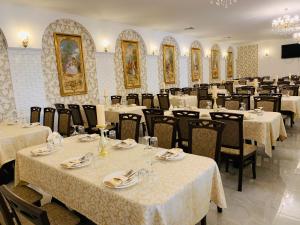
xmin=272 ymin=14 xmax=300 ymax=34
xmin=210 ymin=0 xmax=237 ymax=8
xmin=293 ymin=32 xmax=300 ymax=43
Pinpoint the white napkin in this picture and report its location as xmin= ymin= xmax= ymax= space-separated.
xmin=61 ymin=153 xmax=93 ymax=168
xmin=158 ymin=148 xmax=183 ymax=160
xmin=22 ymin=122 xmax=40 ymax=128
xmin=104 ymin=170 xmax=136 ymax=188
xmin=31 ymin=146 xmax=53 ymax=156
xmin=47 ymin=132 xmax=63 ymax=146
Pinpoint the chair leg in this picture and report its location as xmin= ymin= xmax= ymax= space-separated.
xmin=252 ymin=155 xmax=257 ymax=179
xmin=217 ymin=207 xmax=223 ymax=213
xmin=238 ymin=160 xmax=243 ymax=192
xmin=200 ymin=216 xmax=206 ymax=225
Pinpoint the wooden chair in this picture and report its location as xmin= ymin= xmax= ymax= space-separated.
xmin=68 ymin=104 xmax=84 ymax=126
xmin=82 ymin=105 xmax=97 ymax=133
xmin=197 ymin=87 xmax=209 ymax=98
xmin=54 ymin=103 xmax=65 ymax=110
xmin=157 ymin=94 xmax=170 ymax=110
xmin=118 ymin=113 xmax=141 ymax=142
xmin=126 ymin=93 xmax=140 ymax=105
xmin=173 ymin=110 xmax=200 ymax=152
xmin=254 ymin=96 xmax=278 ymax=112
xmin=169 ymin=88 xmax=181 ymax=95
xmin=43 ymin=107 xmax=55 ymax=131
xmin=236 ymin=86 xmax=255 ymax=95
xmin=190 ymin=88 xmax=198 ymax=96
xmin=210 ymin=112 xmax=257 ymax=192
xmin=232 ymin=94 xmax=251 ymax=110
xmin=259 ymin=85 xmax=277 ymax=94
xmin=57 ymin=109 xmax=72 ymax=137
xmin=30 ymin=107 xmax=41 ymax=123
xmin=151 ymin=116 xmax=177 ymax=149
xmin=160 ymin=89 xmax=169 ymax=94
xmin=111 ymin=95 xmax=122 ymax=105
xmin=280 ymin=85 xmax=299 ymax=96
xmin=142 ymin=108 xmax=164 ymax=136
xmin=182 ymin=87 xmax=192 ymax=95
xmin=224 ymin=96 xmax=242 ymax=110
xmin=0 ymin=185 xmax=80 ymax=225
xmin=141 ymin=94 xmax=154 ymax=108
xmin=198 ymin=96 xmax=213 ymax=109
xmin=216 ymin=94 xmax=226 ymax=107
xmin=225 ymin=81 xmax=234 ymax=94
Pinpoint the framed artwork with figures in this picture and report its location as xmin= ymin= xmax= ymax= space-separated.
xmin=121 ymin=40 xmax=141 ymax=89
xmin=227 ymin=48 xmax=234 ymax=78
xmin=163 ymin=44 xmax=176 ymax=84
xmin=211 ymin=45 xmax=220 ymax=79
xmin=191 ymin=48 xmax=202 ymax=82
xmin=54 ymin=33 xmax=87 ymax=96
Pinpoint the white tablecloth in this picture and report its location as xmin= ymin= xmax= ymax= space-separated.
xmin=281 ymin=96 xmax=300 ymax=119
xmin=15 ymin=137 xmax=226 ymax=225
xmin=105 ymin=105 xmax=146 ymax=123
xmin=154 ymin=95 xmax=198 ymax=108
xmin=0 ymin=124 xmax=51 ymax=167
xmin=166 ymin=109 xmax=287 ymax=157
xmin=208 ymin=88 xmax=229 ymax=96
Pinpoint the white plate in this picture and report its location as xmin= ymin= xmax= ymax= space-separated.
xmin=78 ymin=134 xmax=98 ymax=142
xmin=31 ymin=147 xmax=57 ymax=156
xmin=61 ymin=156 xmax=92 ymax=169
xmin=103 ymin=170 xmax=139 ymax=189
xmin=156 ymin=150 xmax=186 ymax=161
xmin=112 ymin=140 xmax=137 ymax=149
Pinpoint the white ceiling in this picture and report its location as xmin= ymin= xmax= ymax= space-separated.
xmin=4 ymin=0 xmax=300 ymax=42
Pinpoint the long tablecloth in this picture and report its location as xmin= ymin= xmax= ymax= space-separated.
xmin=15 ymin=136 xmax=226 ymax=225
xmin=0 ymin=124 xmax=51 ymax=168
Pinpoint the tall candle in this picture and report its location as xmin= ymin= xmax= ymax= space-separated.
xmin=96 ymin=104 xmax=106 ymax=127
xmin=212 ymin=85 xmax=218 ymax=99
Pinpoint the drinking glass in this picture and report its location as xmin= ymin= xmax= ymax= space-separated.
xmin=71 ymin=125 xmax=79 ymax=136
xmin=78 ymin=125 xmax=85 ymax=134
xmin=109 ymin=130 xmax=116 ymax=139
xmin=142 ymin=136 xmax=151 ymax=149
xmin=150 ymin=137 xmax=158 ymax=148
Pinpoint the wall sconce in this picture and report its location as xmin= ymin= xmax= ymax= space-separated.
xmin=150 ymin=45 xmax=158 ymax=56
xmin=222 ymin=52 xmax=228 ymax=59
xmin=182 ymin=47 xmax=189 ymax=57
xmin=101 ymin=39 xmax=110 ymax=53
xmin=205 ymin=50 xmax=211 ymax=58
xmin=18 ymin=31 xmax=29 ymax=48
xmin=264 ymin=49 xmax=269 ymax=57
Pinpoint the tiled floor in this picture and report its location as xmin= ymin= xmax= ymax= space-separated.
xmin=1 ymin=123 xmax=300 ymax=225
xmin=207 ymin=122 xmax=300 ymax=225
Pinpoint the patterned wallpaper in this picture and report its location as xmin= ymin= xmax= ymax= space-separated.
xmin=158 ymin=36 xmax=180 ymax=88
xmin=114 ymin=29 xmax=148 ymax=97
xmin=41 ymin=18 xmax=99 ymax=106
xmin=0 ymin=29 xmax=16 ymax=119
xmin=237 ymin=44 xmax=258 ymax=78
xmin=188 ymin=40 xmax=203 ymax=87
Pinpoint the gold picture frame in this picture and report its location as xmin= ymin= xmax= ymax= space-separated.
xmin=191 ymin=47 xmax=202 ymax=82
xmin=163 ymin=44 xmax=176 ymax=84
xmin=227 ymin=48 xmax=234 ymax=79
xmin=211 ymin=46 xmax=220 ymax=79
xmin=121 ymin=40 xmax=141 ymax=89
xmin=54 ymin=33 xmax=87 ymax=97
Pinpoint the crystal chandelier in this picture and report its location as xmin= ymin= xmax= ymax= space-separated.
xmin=293 ymin=32 xmax=300 ymax=43
xmin=272 ymin=14 xmax=300 ymax=34
xmin=210 ymin=0 xmax=237 ymax=8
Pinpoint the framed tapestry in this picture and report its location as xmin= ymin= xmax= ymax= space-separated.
xmin=121 ymin=40 xmax=141 ymax=89
xmin=163 ymin=44 xmax=176 ymax=84
xmin=211 ymin=45 xmax=220 ymax=80
xmin=54 ymin=33 xmax=87 ymax=96
xmin=191 ymin=47 xmax=202 ymax=82
xmin=227 ymin=47 xmax=234 ymax=79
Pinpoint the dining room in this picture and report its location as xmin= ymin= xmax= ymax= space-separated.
xmin=0 ymin=0 xmax=300 ymax=225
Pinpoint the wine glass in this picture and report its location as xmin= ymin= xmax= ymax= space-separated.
xmin=150 ymin=137 xmax=158 ymax=149
xmin=71 ymin=125 xmax=79 ymax=136
xmin=142 ymin=136 xmax=151 ymax=149
xmin=239 ymin=102 xmax=245 ymax=111
xmin=109 ymin=130 xmax=116 ymax=140
xmin=78 ymin=125 xmax=85 ymax=134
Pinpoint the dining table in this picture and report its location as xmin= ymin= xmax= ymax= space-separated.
xmin=154 ymin=95 xmax=198 ymax=108
xmin=0 ymin=123 xmax=51 ymax=168
xmin=15 ymin=136 xmax=227 ymax=225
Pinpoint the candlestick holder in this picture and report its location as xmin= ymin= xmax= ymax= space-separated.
xmin=97 ymin=125 xmax=108 ymax=157
xmin=213 ymin=96 xmax=218 ymax=110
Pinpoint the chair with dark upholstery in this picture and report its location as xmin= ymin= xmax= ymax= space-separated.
xmin=0 ymin=185 xmax=80 ymax=225
xmin=216 ymin=94 xmax=226 ymax=107
xmin=30 ymin=107 xmax=41 ymax=124
xmin=82 ymin=105 xmax=97 ymax=133
xmin=54 ymin=103 xmax=65 ymax=110
xmin=182 ymin=87 xmax=192 ymax=95
xmin=160 ymin=89 xmax=169 ymax=94
xmin=280 ymin=85 xmax=299 ymax=96
xmin=141 ymin=94 xmax=154 ymax=108
xmin=118 ymin=113 xmax=141 ymax=142
xmin=198 ymin=96 xmax=213 ymax=109
xmin=151 ymin=116 xmax=177 ymax=149
xmin=225 ymin=81 xmax=234 ymax=94
xmin=232 ymin=94 xmax=251 ymax=110
xmin=224 ymin=96 xmax=242 ymax=110
xmin=127 ymin=93 xmax=140 ymax=105
xmin=173 ymin=110 xmax=200 ymax=152
xmin=254 ymin=96 xmax=278 ymax=112
xmin=236 ymin=86 xmax=255 ymax=95
xmin=68 ymin=104 xmax=84 ymax=126
xmin=111 ymin=95 xmax=122 ymax=105
xmin=259 ymin=85 xmax=277 ymax=94
xmin=169 ymin=88 xmax=181 ymax=95
xmin=188 ymin=119 xmax=224 ymax=163
xmin=57 ymin=109 xmax=72 ymax=137
xmin=43 ymin=107 xmax=55 ymax=131
xmin=210 ymin=112 xmax=257 ymax=192
xmin=157 ymin=94 xmax=170 ymax=110
xmin=197 ymin=87 xmax=209 ymax=98
xmin=142 ymin=108 xmax=164 ymax=136
xmin=190 ymin=88 xmax=198 ymax=96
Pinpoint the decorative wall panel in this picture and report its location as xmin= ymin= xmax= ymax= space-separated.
xmin=188 ymin=40 xmax=203 ymax=87
xmin=114 ymin=29 xmax=147 ymax=97
xmin=159 ymin=36 xmax=180 ymax=88
xmin=0 ymin=29 xmax=16 ymax=119
xmin=41 ymin=18 xmax=99 ymax=106
xmin=237 ymin=45 xmax=258 ymax=78
xmin=210 ymin=44 xmax=221 ymax=82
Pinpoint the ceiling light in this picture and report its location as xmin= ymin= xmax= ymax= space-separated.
xmin=272 ymin=9 xmax=300 ymax=35
xmin=293 ymin=32 xmax=300 ymax=43
xmin=210 ymin=0 xmax=237 ymax=8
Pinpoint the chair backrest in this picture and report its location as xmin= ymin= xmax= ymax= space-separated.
xmin=182 ymin=87 xmax=191 ymax=95
xmin=236 ymin=86 xmax=255 ymax=95
xmin=30 ymin=107 xmax=41 ymax=123
xmin=68 ymin=104 xmax=84 ymax=126
xmin=188 ymin=119 xmax=224 ymax=163
xmin=225 ymin=82 xmax=234 ymax=94
xmin=82 ymin=105 xmax=97 ymax=128
xmin=198 ymin=96 xmax=213 ymax=109
xmin=259 ymin=85 xmax=277 ymax=94
xmin=43 ymin=107 xmax=55 ymax=131
xmin=197 ymin=87 xmax=209 ymax=98
xmin=157 ymin=94 xmax=170 ymax=110
xmin=111 ymin=95 xmax=122 ymax=105
xmin=160 ymin=89 xmax=169 ymax=94
xmin=57 ymin=109 xmax=72 ymax=137
xmin=142 ymin=108 xmax=164 ymax=136
xmin=173 ymin=110 xmax=200 ymax=141
xmin=232 ymin=94 xmax=251 ymax=110
xmin=280 ymin=85 xmax=299 ymax=96
xmin=0 ymin=185 xmax=50 ymax=225
xmin=224 ymin=96 xmax=242 ymax=110
xmin=119 ymin=113 xmax=141 ymax=142
xmin=216 ymin=94 xmax=226 ymax=107
xmin=169 ymin=88 xmax=181 ymax=95
xmin=127 ymin=94 xmax=140 ymax=105
xmin=210 ymin=112 xmax=244 ymax=154
xmin=141 ymin=94 xmax=154 ymax=108
xmin=190 ymin=88 xmax=198 ymax=96
xmin=54 ymin=103 xmax=65 ymax=110
xmin=254 ymin=96 xmax=278 ymax=112
xmin=152 ymin=116 xmax=177 ymax=149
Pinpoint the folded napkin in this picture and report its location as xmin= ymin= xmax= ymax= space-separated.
xmin=79 ymin=134 xmax=98 ymax=140
xmin=121 ymin=139 xmax=136 ymax=145
xmin=104 ymin=170 xmax=136 ymax=188
xmin=22 ymin=122 xmax=40 ymax=128
xmin=47 ymin=132 xmax=63 ymax=146
xmin=61 ymin=153 xmax=93 ymax=168
xmin=158 ymin=148 xmax=183 ymax=160
xmin=130 ymin=104 xmax=137 ymax=107
xmin=31 ymin=147 xmax=53 ymax=156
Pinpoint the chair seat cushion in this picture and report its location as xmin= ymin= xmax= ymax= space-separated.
xmin=41 ymin=203 xmax=80 ymax=225
xmin=221 ymin=144 xmax=256 ymax=156
xmin=12 ymin=185 xmax=42 ymax=204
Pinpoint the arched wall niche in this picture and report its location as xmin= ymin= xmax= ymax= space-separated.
xmin=210 ymin=44 xmax=221 ymax=82
xmin=158 ymin=36 xmax=180 ymax=89
xmin=0 ymin=28 xmax=17 ymax=119
xmin=188 ymin=40 xmax=203 ymax=87
xmin=41 ymin=18 xmax=99 ymax=106
xmin=114 ymin=29 xmax=147 ymax=97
